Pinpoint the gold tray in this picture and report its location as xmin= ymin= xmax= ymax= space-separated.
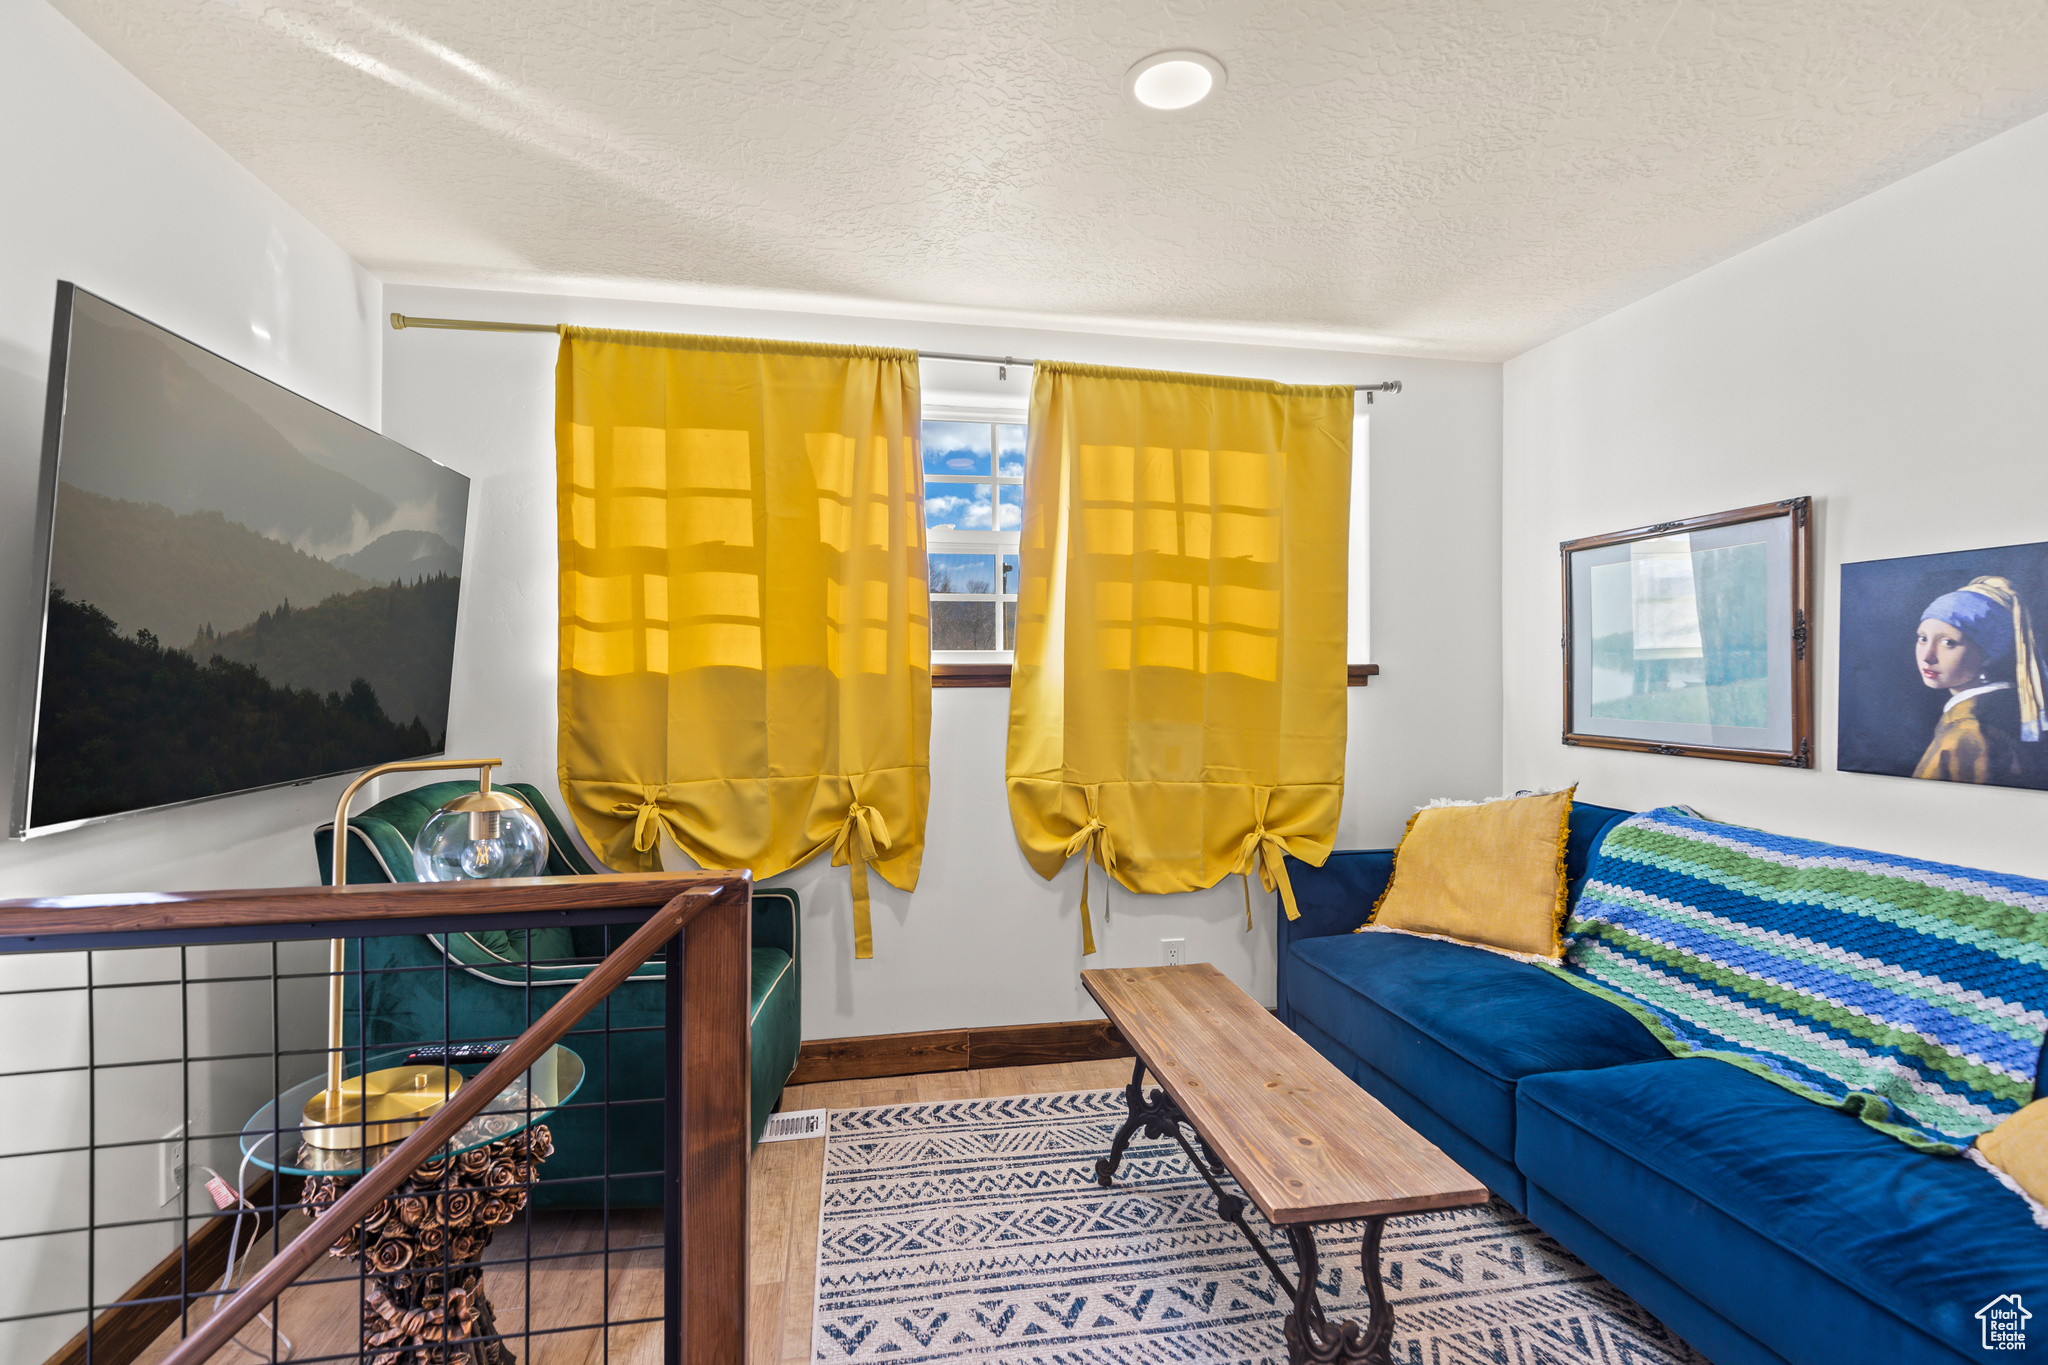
xmin=301 ymin=1064 xmax=464 ymax=1150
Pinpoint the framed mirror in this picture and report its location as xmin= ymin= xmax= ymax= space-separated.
xmin=1562 ymin=498 xmax=1812 ymax=766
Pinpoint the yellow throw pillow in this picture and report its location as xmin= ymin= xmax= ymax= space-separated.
xmin=1360 ymin=788 xmax=1576 ymax=960
xmin=1976 ymin=1100 xmax=2048 ymax=1223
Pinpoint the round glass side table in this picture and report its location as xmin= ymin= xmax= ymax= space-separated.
xmin=241 ymin=1044 xmax=584 ymax=1365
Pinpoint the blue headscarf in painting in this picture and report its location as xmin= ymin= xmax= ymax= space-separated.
xmin=1920 ymin=575 xmax=2043 ymax=741
xmin=1923 ymin=586 xmax=2015 ymax=661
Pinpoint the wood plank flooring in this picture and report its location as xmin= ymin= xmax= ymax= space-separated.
xmin=131 ymin=1059 xmax=1131 ymax=1365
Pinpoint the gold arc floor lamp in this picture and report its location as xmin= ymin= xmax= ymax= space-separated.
xmin=310 ymin=757 xmax=548 ymax=1150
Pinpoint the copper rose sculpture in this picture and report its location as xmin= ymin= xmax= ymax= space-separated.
xmin=300 ymin=1126 xmax=551 ymax=1365
xmin=443 ymin=1188 xmax=482 ymax=1225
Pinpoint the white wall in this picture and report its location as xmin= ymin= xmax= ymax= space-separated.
xmin=1502 ymin=108 xmax=2048 ymax=875
xmin=383 ymin=283 xmax=1503 ymax=1041
xmin=0 ymin=5 xmax=381 ymax=1357
xmin=0 ymin=2 xmax=386 ymax=897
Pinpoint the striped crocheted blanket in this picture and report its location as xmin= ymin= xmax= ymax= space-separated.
xmin=1560 ymin=807 xmax=2048 ymax=1152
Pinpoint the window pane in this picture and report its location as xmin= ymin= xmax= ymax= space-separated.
xmin=930 ymin=553 xmax=996 ymax=594
xmin=925 ymin=481 xmax=993 ymax=530
xmin=932 ymin=601 xmax=996 ymax=650
xmin=922 ymin=421 xmax=992 ymax=477
xmin=997 ymin=484 xmax=1023 ymax=532
xmin=1004 ymin=601 xmax=1016 ymax=651
xmin=1001 ymin=554 xmax=1019 ymax=596
xmin=997 ymin=424 xmax=1026 ymax=477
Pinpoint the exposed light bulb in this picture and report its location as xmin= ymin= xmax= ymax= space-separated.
xmin=459 ymin=837 xmax=510 ymax=878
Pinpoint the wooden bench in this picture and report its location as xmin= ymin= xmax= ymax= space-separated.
xmin=1082 ymin=963 xmax=1488 ymax=1365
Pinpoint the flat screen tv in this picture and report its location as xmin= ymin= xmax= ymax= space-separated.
xmin=10 ymin=283 xmax=470 ymax=837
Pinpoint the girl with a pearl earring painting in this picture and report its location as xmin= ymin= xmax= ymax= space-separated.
xmin=1910 ymin=575 xmax=2047 ymax=784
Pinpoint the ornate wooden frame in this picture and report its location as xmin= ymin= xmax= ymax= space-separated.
xmin=1561 ymin=497 xmax=1813 ymax=767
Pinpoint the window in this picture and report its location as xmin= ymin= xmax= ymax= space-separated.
xmin=918 ymin=405 xmax=1364 ymax=666
xmin=924 ymin=416 xmax=1025 ymax=657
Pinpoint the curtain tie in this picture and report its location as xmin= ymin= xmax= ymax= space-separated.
xmin=831 ymin=802 xmax=891 ymax=960
xmin=609 ymin=789 xmax=668 ymax=857
xmin=1061 ymin=814 xmax=1116 ymax=956
xmin=1232 ymin=791 xmax=1303 ymax=927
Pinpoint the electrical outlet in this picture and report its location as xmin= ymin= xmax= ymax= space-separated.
xmin=158 ymin=1123 xmax=187 ymax=1208
xmin=1160 ymin=937 xmax=1186 ymax=967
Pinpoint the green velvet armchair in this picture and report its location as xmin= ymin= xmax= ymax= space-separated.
xmin=313 ymin=780 xmax=800 ymax=1209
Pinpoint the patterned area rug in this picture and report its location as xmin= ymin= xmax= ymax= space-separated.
xmin=812 ymin=1089 xmax=1707 ymax=1364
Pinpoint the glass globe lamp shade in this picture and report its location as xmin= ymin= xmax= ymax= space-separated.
xmin=412 ymin=791 xmax=549 ymax=881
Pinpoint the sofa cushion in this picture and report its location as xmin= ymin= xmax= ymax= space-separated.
xmin=1287 ymin=931 xmax=1670 ymax=1162
xmin=1979 ymin=1099 xmax=2048 ymax=1211
xmin=433 ymin=929 xmax=663 ymax=986
xmin=1369 ymin=788 xmax=1575 ymax=959
xmin=1564 ymin=801 xmax=1635 ymax=901
xmin=1517 ymin=1059 xmax=2048 ymax=1364
xmin=468 ymin=926 xmax=579 ymax=965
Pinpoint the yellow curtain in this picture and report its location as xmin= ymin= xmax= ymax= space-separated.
xmin=555 ymin=328 xmax=929 ymax=959
xmin=1006 ymin=361 xmax=1351 ymax=952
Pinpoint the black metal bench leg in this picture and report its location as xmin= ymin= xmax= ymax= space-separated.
xmin=1095 ymin=1054 xmax=1228 ymax=1186
xmin=1094 ymin=1056 xmax=1152 ymax=1186
xmin=1089 ymin=1066 xmax=1397 ymax=1364
xmin=1282 ymin=1218 xmax=1391 ymax=1365
xmin=1357 ymin=1216 xmax=1393 ymax=1359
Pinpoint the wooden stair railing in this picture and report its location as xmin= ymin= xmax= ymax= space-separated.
xmin=0 ymin=871 xmax=752 ymax=1365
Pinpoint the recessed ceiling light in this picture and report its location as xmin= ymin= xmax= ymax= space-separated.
xmin=1125 ymin=50 xmax=1225 ymax=111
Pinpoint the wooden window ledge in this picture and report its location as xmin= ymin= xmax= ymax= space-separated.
xmin=933 ymin=663 xmax=1379 ymax=689
xmin=933 ymin=663 xmax=1014 ymax=688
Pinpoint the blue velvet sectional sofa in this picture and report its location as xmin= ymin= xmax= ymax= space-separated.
xmin=1278 ymin=801 xmax=2048 ymax=1365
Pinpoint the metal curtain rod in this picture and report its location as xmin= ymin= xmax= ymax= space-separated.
xmin=388 ymin=313 xmax=1404 ymax=400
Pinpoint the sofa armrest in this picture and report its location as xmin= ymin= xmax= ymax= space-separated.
xmin=753 ymin=887 xmax=798 ymax=961
xmin=1283 ymin=849 xmax=1394 ymax=940
xmin=1276 ymin=849 xmax=1394 ymax=1027
xmin=752 ymin=886 xmax=800 ymax=1032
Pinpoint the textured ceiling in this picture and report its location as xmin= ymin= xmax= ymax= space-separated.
xmin=52 ymin=0 xmax=2048 ymax=359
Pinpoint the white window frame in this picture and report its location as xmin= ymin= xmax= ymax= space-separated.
xmin=924 ymin=399 xmax=1026 ymax=663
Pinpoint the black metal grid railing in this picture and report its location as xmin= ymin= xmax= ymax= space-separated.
xmin=0 ymin=906 xmax=694 ymax=1365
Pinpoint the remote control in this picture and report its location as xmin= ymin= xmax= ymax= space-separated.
xmin=405 ymin=1042 xmax=511 ymax=1064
